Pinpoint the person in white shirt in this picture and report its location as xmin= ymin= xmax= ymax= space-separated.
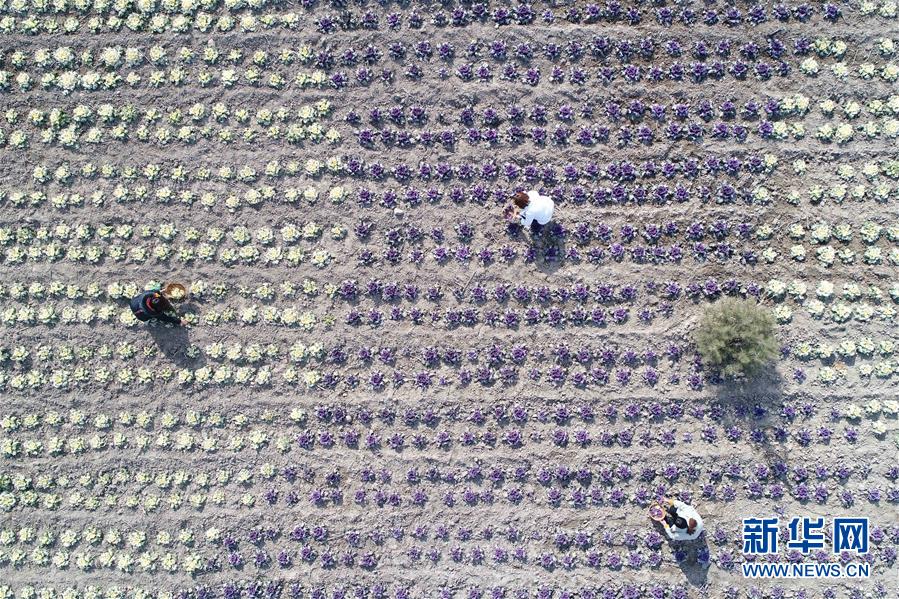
xmin=661 ymin=498 xmax=704 ymax=541
xmin=509 ymin=190 xmax=554 ymax=233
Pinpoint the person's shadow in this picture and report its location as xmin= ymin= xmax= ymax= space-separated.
xmin=653 ymin=521 xmax=711 ymax=587
xmin=537 ymin=225 xmax=568 ymax=276
xmin=147 ymin=322 xmax=192 ymax=368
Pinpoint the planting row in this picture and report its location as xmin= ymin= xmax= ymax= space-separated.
xmin=5 ymin=219 xmax=899 ymax=247
xmin=17 ymin=153 xmax=787 ymax=184
xmin=0 ymin=37 xmax=862 ymax=72
xmin=0 ymin=332 xmax=895 ymax=365
xmin=1 ymin=276 xmax=896 ymax=307
xmin=0 ymin=532 xmax=893 ymax=577
xmin=0 ymin=584 xmax=894 ymax=599
xmin=0 ymin=0 xmax=869 ymax=24
xmin=1 ymin=2 xmax=883 ymax=38
xmin=5 ymin=392 xmax=887 ymax=426
xmin=1 ymin=335 xmax=895 ymax=378
xmin=7 ymin=96 xmax=898 ymax=135
xmin=3 ymin=476 xmax=897 ymax=516
xmin=1 ymin=44 xmax=895 ymax=94
xmin=5 ymin=120 xmax=899 ymax=156
xmin=3 ymin=360 xmax=895 ymax=390
xmin=3 ymin=240 xmax=899 ymax=271
xmin=5 ymin=180 xmax=899 ymax=214
xmin=0 ymin=296 xmax=888 ymax=330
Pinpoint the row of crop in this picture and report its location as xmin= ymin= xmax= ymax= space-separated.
xmin=9 ymin=524 xmax=709 ymax=552
xmin=0 ymin=582 xmax=891 ymax=599
xmin=0 ymin=347 xmax=890 ymax=388
xmin=0 ymin=49 xmax=880 ymax=94
xmin=3 ymin=478 xmax=898 ymax=516
xmin=2 ymin=237 xmax=896 ymax=263
xmin=349 ymin=242 xmax=893 ymax=271
xmin=0 ymin=0 xmax=280 ymax=15
xmin=2 ymin=402 xmax=895 ymax=455
xmin=3 ymin=520 xmax=897 ymax=558
xmin=0 ymin=47 xmax=861 ymax=87
xmin=0 ymin=0 xmax=867 ymax=24
xmin=0 ymin=362 xmax=693 ymax=391
xmin=0 ymin=0 xmax=285 ymax=15
xmin=6 ymin=95 xmax=896 ymax=134
xmin=0 ymin=243 xmax=331 ymax=268
xmin=0 ymin=295 xmax=892 ymax=332
xmin=0 ymin=47 xmax=892 ymax=93
xmin=1 ymin=517 xmax=896 ymax=556
xmin=0 ymin=273 xmax=896 ymax=311
xmin=8 ymin=154 xmax=899 ymax=197
xmin=0 ymin=327 xmax=894 ymax=362
xmin=342 ymin=97 xmax=899 ymax=132
xmin=345 ymin=120 xmax=899 ymax=149
xmin=6 ymin=101 xmax=333 ymax=130
xmin=333 ymin=117 xmax=880 ymax=149
xmin=5 ymin=122 xmax=899 ymax=158
xmin=3 ymin=357 xmax=895 ymax=390
xmin=5 ymin=450 xmax=895 ymax=488
xmin=0 ymin=278 xmax=664 ymax=304
xmin=0 ymin=276 xmax=894 ymax=307
xmin=0 ymin=183 xmax=770 ymax=212
xmin=0 ymin=222 xmax=337 ymax=244
xmin=0 ymin=38 xmax=890 ymax=85
xmin=5 ymin=180 xmax=899 ymax=213
xmin=0 ymin=222 xmax=866 ymax=250
xmin=3 ymin=406 xmax=893 ymax=454
xmin=0 ymin=2 xmax=879 ymax=37
xmin=0 ymin=336 xmax=892 ymax=374
xmin=0 ymin=218 xmax=831 ymax=244
xmin=0 ymin=37 xmax=843 ymax=72
xmin=5 ymin=482 xmax=897 ymax=520
xmin=5 ymin=464 xmax=899 ymax=507
xmin=0 ymin=61 xmax=796 ymax=94
xmin=4 ymin=95 xmax=897 ymax=131
xmin=1 ymin=350 xmax=892 ymax=388
xmin=0 ymin=120 xmax=339 ymax=147
xmin=0 ymin=229 xmax=897 ymax=252
xmin=0 ymin=10 xmax=307 ymax=35
xmin=5 ymin=219 xmax=899 ymax=248
xmin=16 ymin=154 xmax=786 ymax=184
xmin=0 ymin=538 xmax=894 ymax=577
xmin=341 ymin=95 xmax=898 ymax=126
xmin=0 ymin=339 xmax=689 ymax=367
xmin=0 ymin=296 xmax=880 ymax=328
xmin=0 ymin=398 xmax=837 ymax=428
xmin=5 ymin=239 xmax=899 ymax=271
xmin=2 ymin=396 xmax=891 ymax=431
xmin=3 ymin=448 xmax=894 ymax=486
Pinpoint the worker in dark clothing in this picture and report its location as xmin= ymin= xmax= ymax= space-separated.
xmin=130 ymin=290 xmax=187 ymax=326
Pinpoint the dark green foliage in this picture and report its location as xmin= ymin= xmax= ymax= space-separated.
xmin=694 ymin=298 xmax=777 ymax=378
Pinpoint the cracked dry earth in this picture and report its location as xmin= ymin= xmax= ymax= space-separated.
xmin=1 ymin=1 xmax=898 ymax=599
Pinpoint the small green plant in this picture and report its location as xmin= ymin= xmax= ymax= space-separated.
xmin=694 ymin=298 xmax=777 ymax=378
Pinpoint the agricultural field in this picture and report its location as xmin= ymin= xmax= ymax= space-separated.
xmin=1 ymin=0 xmax=899 ymax=597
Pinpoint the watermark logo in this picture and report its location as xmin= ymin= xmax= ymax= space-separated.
xmin=833 ymin=518 xmax=869 ymax=554
xmin=742 ymin=517 xmax=780 ymax=554
xmin=741 ymin=517 xmax=869 ymax=579
xmin=787 ymin=517 xmax=826 ymax=553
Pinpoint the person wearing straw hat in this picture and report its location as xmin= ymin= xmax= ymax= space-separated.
xmin=129 ymin=288 xmax=187 ymax=326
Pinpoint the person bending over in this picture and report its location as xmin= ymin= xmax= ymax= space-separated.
xmin=130 ymin=289 xmax=187 ymax=326
xmin=509 ymin=190 xmax=554 ymax=233
xmin=661 ymin=498 xmax=704 ymax=541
